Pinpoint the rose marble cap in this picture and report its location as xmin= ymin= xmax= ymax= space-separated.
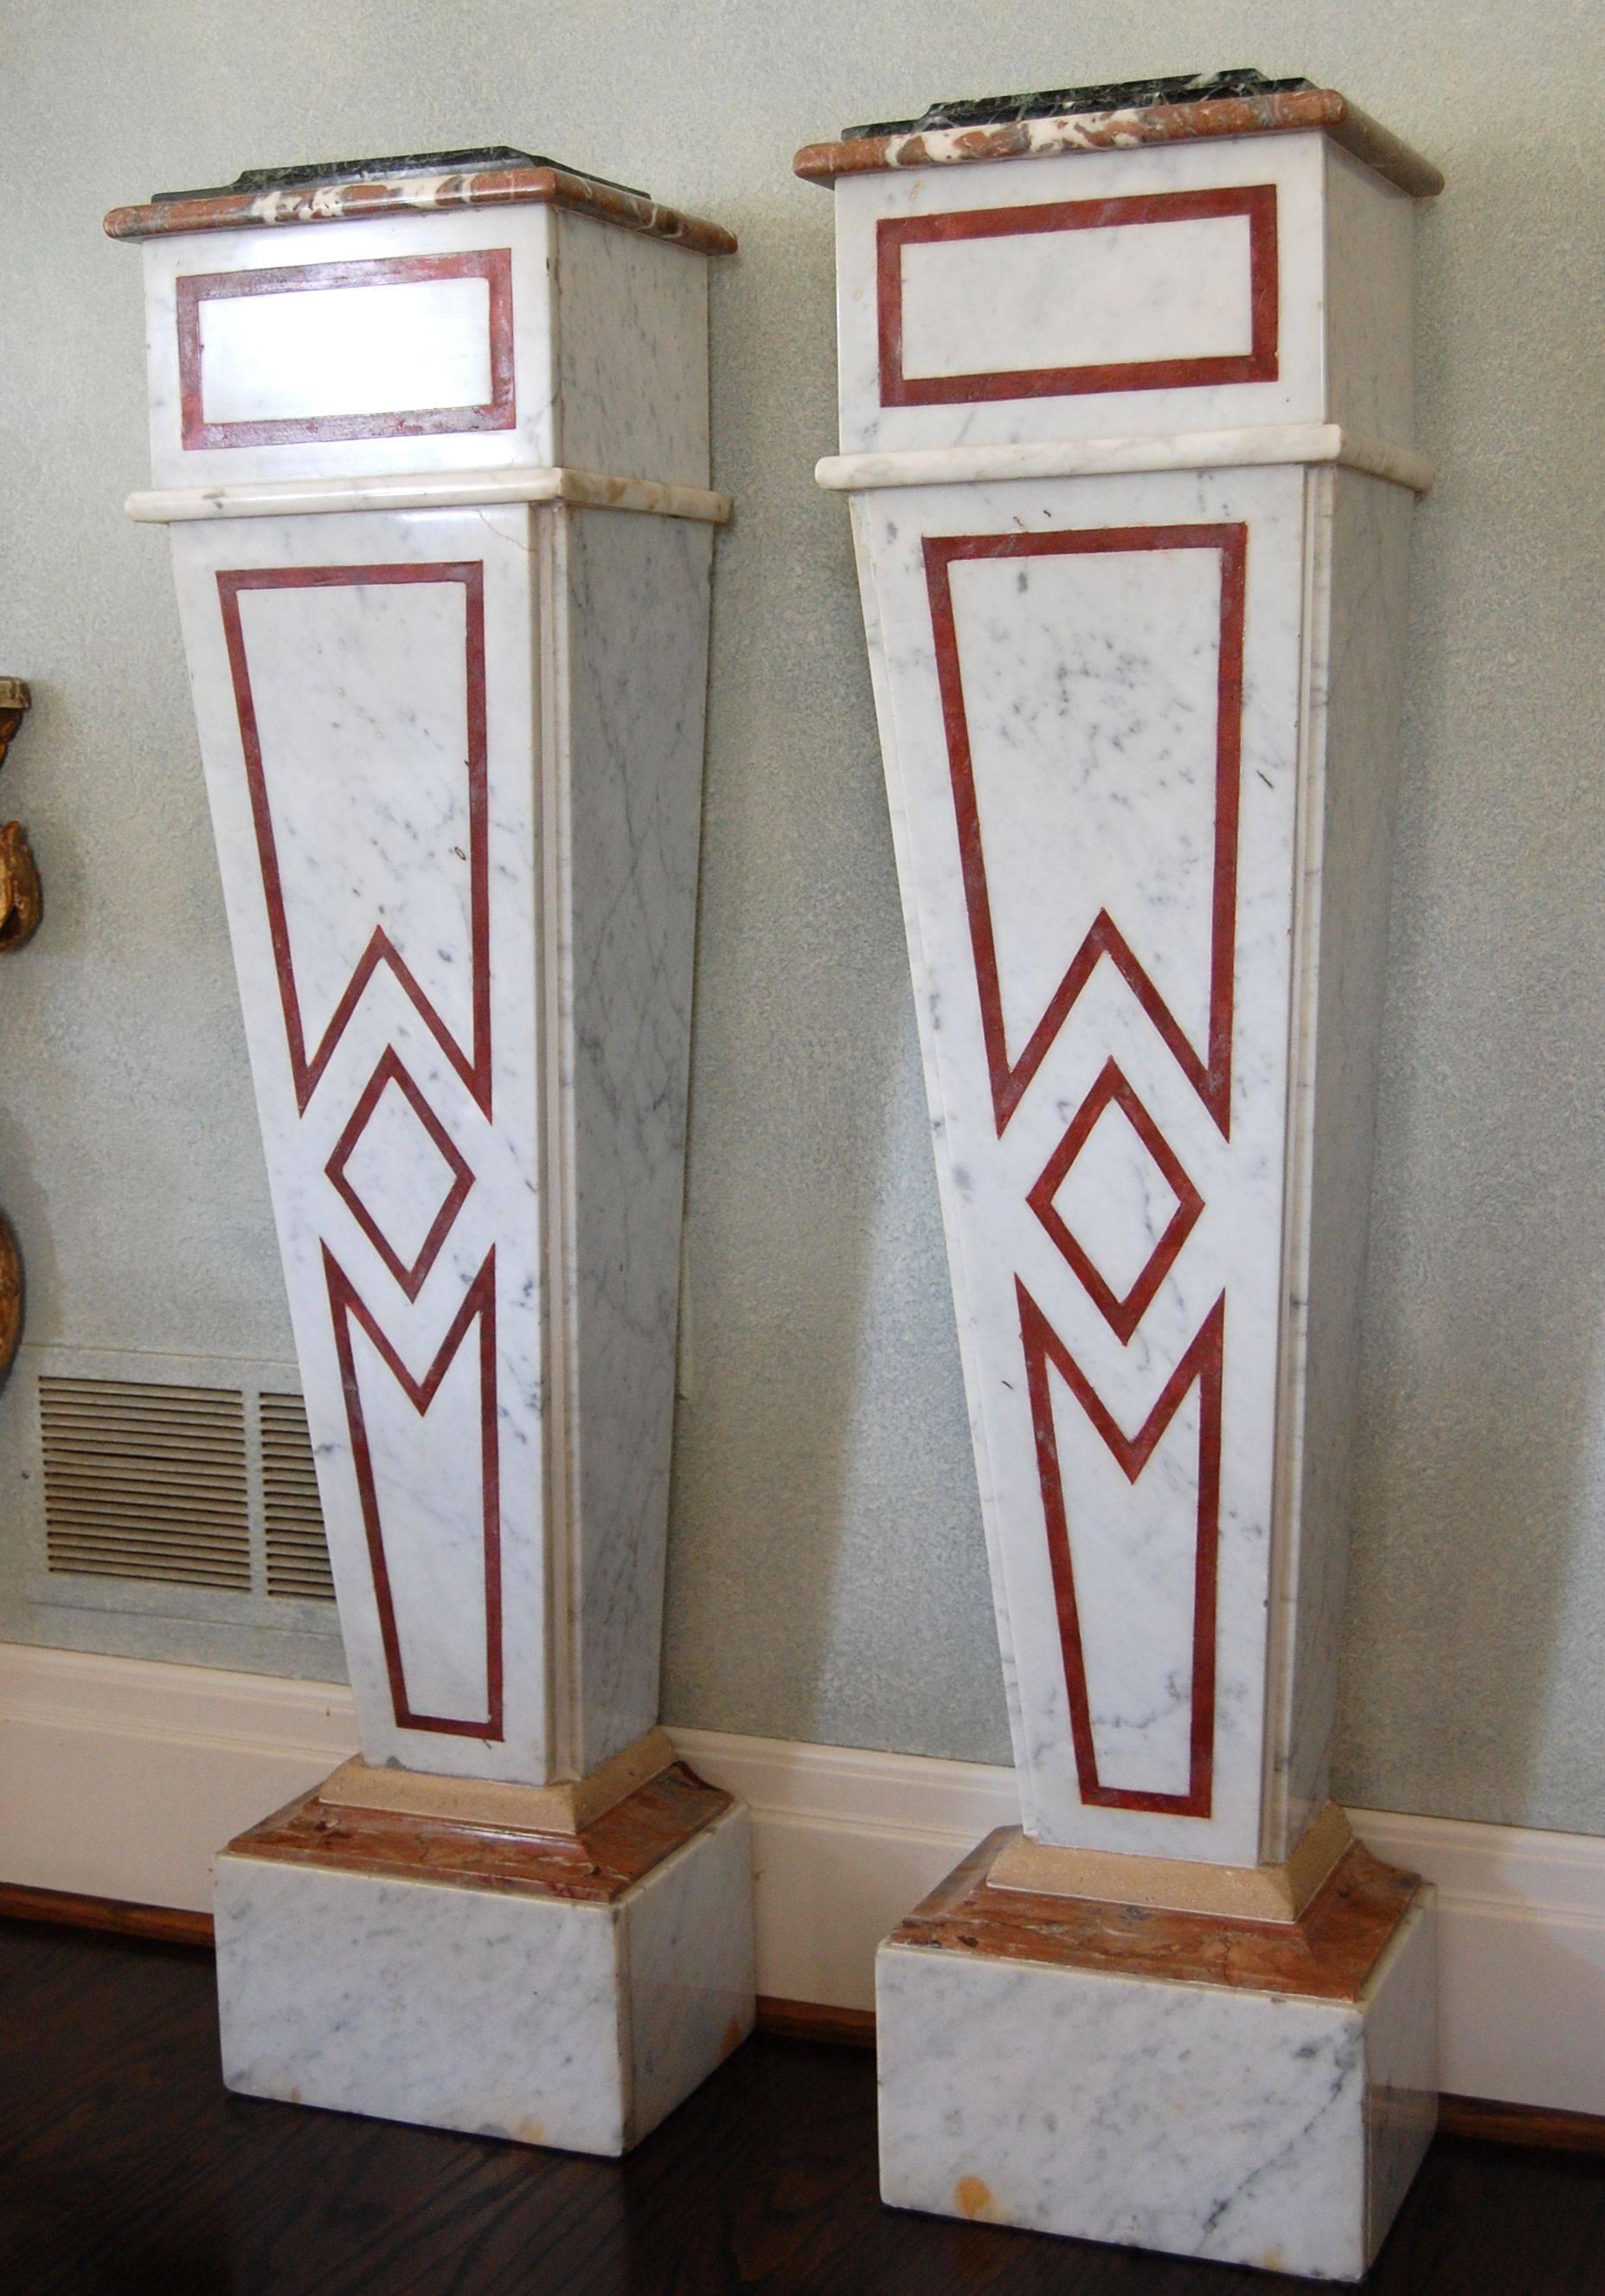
xmin=105 ymin=145 xmax=737 ymax=254
xmin=794 ymin=66 xmax=1442 ymax=198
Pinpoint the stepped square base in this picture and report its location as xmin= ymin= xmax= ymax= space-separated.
xmin=215 ymin=1762 xmax=754 ymax=2157
xmin=877 ymin=1830 xmax=1437 ymax=2281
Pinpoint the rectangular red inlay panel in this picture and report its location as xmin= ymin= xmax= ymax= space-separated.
xmin=177 ymin=248 xmax=516 ymax=450
xmin=877 ymin=184 xmax=1279 ymax=408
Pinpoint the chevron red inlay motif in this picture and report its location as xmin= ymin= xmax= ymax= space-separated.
xmin=925 ymin=520 xmax=1246 ymax=1819
xmin=217 ymin=561 xmax=492 ymax=1118
xmin=1028 ymin=1058 xmax=1203 ymax=1347
xmin=221 ymin=561 xmax=502 ymax=1742
xmin=1018 ymin=1282 xmax=1224 ymax=1818
xmin=324 ymin=1244 xmax=503 ymax=1740
xmin=923 ymin=522 xmax=1246 ymax=1140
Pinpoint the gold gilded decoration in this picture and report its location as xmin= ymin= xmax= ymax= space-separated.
xmin=0 ymin=1211 xmax=19 ymax=1381
xmin=0 ymin=679 xmax=28 ymax=748
xmin=0 ymin=679 xmax=34 ymax=1378
xmin=0 ymin=824 xmax=42 ymax=952
xmin=0 ymin=680 xmax=39 ymax=953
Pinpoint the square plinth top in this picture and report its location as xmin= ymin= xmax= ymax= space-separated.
xmin=225 ymin=1761 xmax=735 ymax=1907
xmin=105 ymin=146 xmax=736 ymax=256
xmin=795 ymin=80 xmax=1441 ymax=201
xmin=889 ymin=1833 xmax=1425 ymax=2005
xmin=843 ymin=67 xmax=1315 ymax=140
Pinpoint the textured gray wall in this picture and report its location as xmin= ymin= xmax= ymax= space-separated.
xmin=1 ymin=3 xmax=1600 ymax=1829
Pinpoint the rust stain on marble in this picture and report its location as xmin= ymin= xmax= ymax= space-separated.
xmin=953 ymin=2176 xmax=995 ymax=2220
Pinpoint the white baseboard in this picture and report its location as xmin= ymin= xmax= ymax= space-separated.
xmin=3 ymin=1643 xmax=1601 ymax=2115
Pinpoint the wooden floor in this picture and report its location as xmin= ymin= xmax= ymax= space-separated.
xmin=3 ymin=1919 xmax=1604 ymax=2293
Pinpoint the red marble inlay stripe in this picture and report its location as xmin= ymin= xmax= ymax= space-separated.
xmin=1028 ymin=1058 xmax=1204 ymax=1346
xmin=216 ymin=561 xmax=493 ymax=1119
xmin=177 ymin=249 xmax=516 ymax=451
xmin=877 ymin=185 xmax=1278 ymax=408
xmin=924 ymin=522 xmax=1246 ymax=1139
xmin=1018 ymin=1283 xmax=1223 ymax=1818
xmin=324 ymin=1244 xmax=504 ymax=1740
xmin=325 ymin=1045 xmax=475 ymax=1302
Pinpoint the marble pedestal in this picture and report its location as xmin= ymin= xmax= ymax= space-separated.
xmin=217 ymin=1764 xmax=754 ymax=2155
xmin=799 ymin=75 xmax=1444 ymax=2276
xmin=107 ymin=150 xmax=749 ymax=2150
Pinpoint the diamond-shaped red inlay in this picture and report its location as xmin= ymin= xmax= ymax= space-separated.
xmin=325 ymin=1047 xmax=474 ymax=1302
xmin=1027 ymin=1058 xmax=1203 ymax=1346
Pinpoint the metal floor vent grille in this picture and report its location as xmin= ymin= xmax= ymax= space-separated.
xmin=261 ymin=1392 xmax=336 ymax=1600
xmin=42 ymin=1377 xmax=250 ymax=1589
xmin=39 ymin=1374 xmax=334 ymax=1602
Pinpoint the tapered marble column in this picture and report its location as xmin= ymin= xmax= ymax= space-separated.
xmin=799 ymin=73 xmax=1442 ymax=2277
xmin=107 ymin=149 xmax=752 ymax=2153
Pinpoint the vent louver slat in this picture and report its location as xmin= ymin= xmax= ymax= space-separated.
xmin=42 ymin=1376 xmax=251 ymax=1589
xmin=260 ymin=1392 xmax=336 ymax=1600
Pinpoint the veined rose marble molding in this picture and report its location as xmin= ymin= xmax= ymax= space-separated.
xmin=109 ymin=147 xmax=751 ymax=2152
xmin=802 ymin=71 xmax=1441 ymax=2278
xmin=106 ymin=150 xmax=739 ymax=255
xmin=794 ymin=80 xmax=1443 ymax=199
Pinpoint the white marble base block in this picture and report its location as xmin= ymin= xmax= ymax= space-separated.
xmin=877 ymin=1836 xmax=1437 ymax=2280
xmin=216 ymin=1768 xmax=754 ymax=2155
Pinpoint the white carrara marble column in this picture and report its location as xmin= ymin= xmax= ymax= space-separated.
xmin=799 ymin=76 xmax=1443 ymax=2277
xmin=106 ymin=149 xmax=752 ymax=2152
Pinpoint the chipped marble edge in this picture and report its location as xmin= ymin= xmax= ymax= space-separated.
xmin=794 ymin=87 xmax=1442 ymax=200
xmin=105 ymin=166 xmax=737 ymax=255
xmin=815 ymin=424 xmax=1435 ymax=496
xmin=125 ymin=464 xmax=734 ymax=525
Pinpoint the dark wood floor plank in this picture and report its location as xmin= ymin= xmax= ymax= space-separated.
xmin=4 ymin=1917 xmax=1605 ymax=2294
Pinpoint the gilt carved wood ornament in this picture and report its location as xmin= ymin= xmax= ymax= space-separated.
xmin=0 ymin=678 xmax=35 ymax=1381
xmin=0 ymin=681 xmax=39 ymax=954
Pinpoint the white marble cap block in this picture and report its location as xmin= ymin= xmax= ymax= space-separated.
xmin=129 ymin=187 xmax=716 ymax=490
xmin=829 ymin=136 xmax=1415 ymax=458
